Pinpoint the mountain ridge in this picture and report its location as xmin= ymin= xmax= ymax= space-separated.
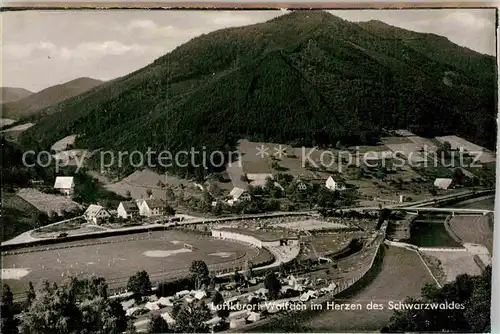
xmin=2 ymin=77 xmax=104 ymax=120
xmin=0 ymin=87 xmax=33 ymax=104
xmin=19 ymin=11 xmax=496 ymax=178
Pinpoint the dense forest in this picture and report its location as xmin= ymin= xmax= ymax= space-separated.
xmin=20 ymin=11 xmax=496 ymax=177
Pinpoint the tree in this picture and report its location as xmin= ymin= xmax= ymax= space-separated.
xmin=146 ymin=189 xmax=153 ymax=197
xmin=164 ymin=204 xmax=175 ymax=216
xmin=20 ymin=276 xmax=124 ymax=334
xmin=165 ymin=186 xmax=175 ymax=201
xmin=189 ymin=260 xmax=210 ymax=290
xmin=26 ymin=281 xmax=36 ymax=306
xmin=125 ymin=190 xmax=132 ymax=199
xmin=268 ymin=311 xmax=310 ymax=332
xmin=452 ymin=168 xmax=466 ymax=186
xmin=211 ymin=290 xmax=229 ymax=319
xmin=174 ymin=301 xmax=211 ymax=333
xmin=171 ymin=303 xmax=182 ymax=320
xmin=1 ymin=284 xmax=17 ymax=334
xmin=147 ymin=313 xmax=170 ymax=333
xmin=127 ymin=270 xmax=152 ymax=301
xmin=386 ymin=267 xmax=492 ymax=332
xmin=376 ymin=165 xmax=387 ymax=179
xmin=264 ymin=272 xmax=281 ymax=300
xmin=125 ymin=318 xmax=137 ymax=334
xmin=20 ymin=280 xmax=81 ymax=333
xmin=233 ymin=269 xmax=242 ymax=284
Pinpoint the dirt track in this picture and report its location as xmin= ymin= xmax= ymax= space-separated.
xmin=3 ymin=230 xmax=272 ymax=297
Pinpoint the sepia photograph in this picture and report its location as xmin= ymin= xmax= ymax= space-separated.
xmin=0 ymin=5 xmax=497 ymax=333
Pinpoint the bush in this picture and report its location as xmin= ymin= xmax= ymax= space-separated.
xmin=156 ymin=277 xmax=194 ymax=297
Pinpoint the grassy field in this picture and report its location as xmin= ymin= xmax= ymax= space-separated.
xmin=448 ymin=215 xmax=493 ymax=253
xmin=420 ymin=251 xmax=481 ymax=284
xmin=0 ymin=193 xmax=41 ymax=242
xmin=16 ymin=188 xmax=83 ymax=214
xmin=2 ymin=230 xmax=272 ymax=297
xmin=304 ymin=246 xmax=435 ymax=332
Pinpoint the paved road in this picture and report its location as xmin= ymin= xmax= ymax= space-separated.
xmin=2 ymin=188 xmax=491 ymax=249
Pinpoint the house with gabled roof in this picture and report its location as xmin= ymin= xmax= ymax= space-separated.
xmin=54 ymin=176 xmax=75 ymax=196
xmin=325 ymin=176 xmax=346 ymax=191
xmin=136 ymin=197 xmax=166 ymax=217
xmin=227 ymin=187 xmax=251 ymax=206
xmin=434 ymin=178 xmax=454 ymax=190
xmin=84 ymin=204 xmax=111 ymax=225
xmin=117 ymin=201 xmax=139 ymax=219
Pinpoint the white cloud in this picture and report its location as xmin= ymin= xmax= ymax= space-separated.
xmin=125 ymin=19 xmax=158 ymax=30
xmin=443 ymin=12 xmax=492 ymax=30
xmin=3 ymin=41 xmax=164 ymax=61
xmin=211 ymin=13 xmax=266 ymax=27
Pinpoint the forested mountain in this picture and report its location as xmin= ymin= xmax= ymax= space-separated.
xmin=0 ymin=87 xmax=33 ymax=103
xmin=2 ymin=77 xmax=103 ymax=119
xmin=20 ymin=11 xmax=496 ymax=177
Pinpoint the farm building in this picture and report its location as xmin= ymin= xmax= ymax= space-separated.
xmin=227 ymin=187 xmax=251 ymax=206
xmin=394 ymin=129 xmax=416 ymax=137
xmin=434 ymin=178 xmax=454 ymax=190
xmin=116 ymin=201 xmax=139 ymax=219
xmin=53 ymin=176 xmax=75 ymax=196
xmin=325 ymin=176 xmax=346 ymax=191
xmin=84 ymin=204 xmax=111 ymax=224
xmin=136 ymin=197 xmax=166 ymax=217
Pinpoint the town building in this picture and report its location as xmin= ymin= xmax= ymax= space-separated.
xmin=227 ymin=187 xmax=251 ymax=206
xmin=136 ymin=198 xmax=166 ymax=217
xmin=117 ymin=201 xmax=140 ymax=219
xmin=434 ymin=178 xmax=454 ymax=190
xmin=325 ymin=176 xmax=346 ymax=191
xmin=53 ymin=176 xmax=75 ymax=196
xmin=84 ymin=204 xmax=111 ymax=225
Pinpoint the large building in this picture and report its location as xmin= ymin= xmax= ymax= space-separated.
xmin=136 ymin=198 xmax=166 ymax=217
xmin=84 ymin=204 xmax=111 ymax=225
xmin=117 ymin=201 xmax=140 ymax=219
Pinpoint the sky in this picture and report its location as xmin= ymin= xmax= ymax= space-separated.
xmin=1 ymin=8 xmax=496 ymax=92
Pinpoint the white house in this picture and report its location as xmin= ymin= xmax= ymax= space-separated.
xmin=84 ymin=204 xmax=111 ymax=225
xmin=54 ymin=176 xmax=75 ymax=196
xmin=227 ymin=187 xmax=251 ymax=206
xmin=325 ymin=176 xmax=346 ymax=191
xmin=136 ymin=198 xmax=166 ymax=217
xmin=434 ymin=178 xmax=454 ymax=190
xmin=117 ymin=201 xmax=139 ymax=219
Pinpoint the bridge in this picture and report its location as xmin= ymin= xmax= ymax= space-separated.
xmin=398 ymin=206 xmax=493 ymax=216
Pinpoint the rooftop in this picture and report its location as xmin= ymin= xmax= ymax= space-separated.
xmin=54 ymin=176 xmax=74 ymax=189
